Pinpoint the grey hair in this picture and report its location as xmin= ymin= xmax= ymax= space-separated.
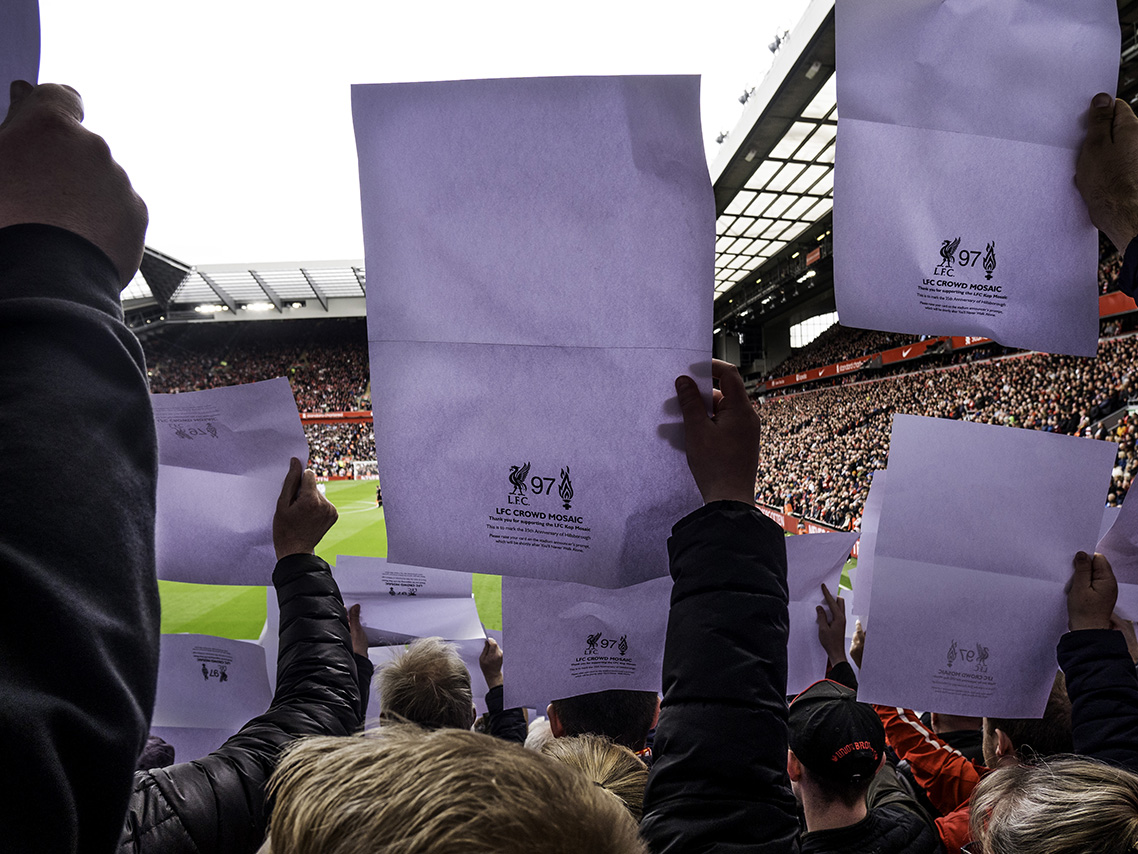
xmin=969 ymin=755 xmax=1138 ymax=853
xmin=375 ymin=637 xmax=474 ymax=731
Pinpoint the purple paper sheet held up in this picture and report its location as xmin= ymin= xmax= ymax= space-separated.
xmin=857 ymin=415 xmax=1115 ymax=717
xmin=849 ymin=470 xmax=886 ymax=626
xmin=501 ymin=573 xmax=671 ymax=710
xmin=333 ymin=556 xmax=484 ymax=646
xmin=151 ymin=633 xmax=272 ymax=763
xmin=352 ymin=76 xmax=711 ymax=588
xmin=786 ymin=532 xmax=861 ymax=695
xmin=1 ymin=0 xmax=39 ymax=116
xmin=1097 ymin=498 xmax=1138 ymax=621
xmin=833 ymin=0 xmax=1119 ymax=358
xmin=152 ymin=378 xmax=309 ymax=585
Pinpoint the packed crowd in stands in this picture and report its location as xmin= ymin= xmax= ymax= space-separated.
xmin=757 ymin=334 xmax=1138 ymax=527
xmin=304 ymin=422 xmax=376 ymax=479
xmin=762 ymin=324 xmax=922 ymax=380
xmin=143 ymin=319 xmax=374 ymax=475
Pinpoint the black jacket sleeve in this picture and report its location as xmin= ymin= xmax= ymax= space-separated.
xmin=0 ymin=225 xmax=160 ymax=854
xmin=119 ymin=554 xmax=362 ymax=854
xmin=1057 ymin=628 xmax=1138 ymax=772
xmin=640 ymin=502 xmax=800 ymax=854
xmin=485 ymin=685 xmax=528 ymax=744
xmin=354 ymin=652 xmax=374 ymax=719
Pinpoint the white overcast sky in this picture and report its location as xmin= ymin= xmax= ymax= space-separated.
xmin=38 ymin=0 xmax=810 ymax=265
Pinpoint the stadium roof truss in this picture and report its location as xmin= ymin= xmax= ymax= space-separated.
xmin=710 ymin=0 xmax=837 ymax=329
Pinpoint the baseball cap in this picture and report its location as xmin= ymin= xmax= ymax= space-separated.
xmin=788 ymin=679 xmax=884 ymax=784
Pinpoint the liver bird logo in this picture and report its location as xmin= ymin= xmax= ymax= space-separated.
xmin=586 ymin=631 xmax=602 ymax=652
xmin=509 ymin=462 xmax=531 ymax=495
xmin=940 ymin=236 xmax=961 ymax=265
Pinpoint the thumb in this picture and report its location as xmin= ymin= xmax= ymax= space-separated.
xmin=1 ymin=79 xmax=34 ymax=129
xmin=1086 ymin=93 xmax=1118 ymax=144
xmin=1071 ymin=550 xmax=1094 ymax=591
xmin=277 ymin=457 xmax=303 ymax=510
xmin=816 ymin=605 xmax=828 ymax=626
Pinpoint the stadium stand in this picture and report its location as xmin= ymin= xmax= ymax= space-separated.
xmin=142 ymin=318 xmax=375 ymax=477
xmin=757 ymin=330 xmax=1138 ymax=528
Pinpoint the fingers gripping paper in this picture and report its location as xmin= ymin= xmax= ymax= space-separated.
xmin=352 ymin=76 xmax=711 ymax=588
xmin=834 ymin=0 xmax=1119 ymax=358
xmin=501 ymin=574 xmax=670 ymax=709
xmin=856 ymin=415 xmax=1115 ymax=718
xmin=153 ymin=378 xmax=310 ymax=584
xmin=0 ymin=0 xmax=38 ymax=115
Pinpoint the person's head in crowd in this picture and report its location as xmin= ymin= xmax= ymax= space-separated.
xmin=541 ymin=734 xmax=648 ymax=821
xmin=525 ymin=716 xmax=555 ymax=752
xmin=260 ymin=727 xmax=647 ymax=854
xmin=787 ymin=679 xmax=885 ymax=827
xmin=982 ymin=672 xmax=1073 ymax=768
xmin=546 ymin=689 xmax=659 ymax=752
xmin=376 ymin=637 xmax=475 ymax=731
xmin=968 ymin=756 xmax=1138 ymax=854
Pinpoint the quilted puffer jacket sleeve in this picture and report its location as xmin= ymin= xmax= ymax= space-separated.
xmin=640 ymin=501 xmax=799 ymax=854
xmin=119 ymin=554 xmax=362 ymax=854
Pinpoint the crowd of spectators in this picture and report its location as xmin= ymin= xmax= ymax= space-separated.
xmin=305 ymin=422 xmax=376 ymax=479
xmin=1101 ymin=232 xmax=1123 ymax=295
xmin=143 ymin=319 xmax=374 ymax=476
xmin=143 ymin=319 xmax=371 ymax=413
xmin=757 ymin=333 xmax=1138 ymax=527
xmin=762 ymin=324 xmax=924 ymax=381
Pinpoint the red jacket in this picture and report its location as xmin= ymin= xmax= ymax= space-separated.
xmin=874 ymin=705 xmax=989 ymax=851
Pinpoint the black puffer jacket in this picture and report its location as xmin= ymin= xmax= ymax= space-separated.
xmin=640 ymin=501 xmax=800 ymax=853
xmin=1057 ymin=628 xmax=1138 ymax=772
xmin=118 ymin=554 xmax=362 ymax=853
xmin=799 ymin=804 xmax=939 ymax=854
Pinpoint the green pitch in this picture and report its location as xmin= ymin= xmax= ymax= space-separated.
xmin=159 ymin=479 xmax=503 ymax=638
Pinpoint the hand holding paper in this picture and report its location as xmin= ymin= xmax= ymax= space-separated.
xmin=816 ymin=584 xmax=848 ymax=667
xmin=1076 ymin=95 xmax=1138 ymax=254
xmin=1067 ymin=551 xmax=1118 ymax=631
xmin=273 ymin=456 xmax=338 ymax=560
xmin=676 ymin=359 xmax=759 ymax=505
xmin=479 ymin=638 xmax=504 ymax=690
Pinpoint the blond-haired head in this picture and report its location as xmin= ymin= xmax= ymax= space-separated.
xmin=969 ymin=755 xmax=1138 ymax=853
xmin=262 ymin=728 xmax=647 ymax=854
xmin=541 ymin=734 xmax=648 ymax=821
xmin=376 ymin=637 xmax=475 ymax=731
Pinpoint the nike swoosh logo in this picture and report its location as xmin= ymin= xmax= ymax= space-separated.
xmin=902 ymin=348 xmax=912 ymax=357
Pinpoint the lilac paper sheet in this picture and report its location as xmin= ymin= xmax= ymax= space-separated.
xmin=152 ymin=378 xmax=309 ymax=585
xmin=849 ymin=470 xmax=887 ymax=625
xmin=833 ymin=0 xmax=1119 ymax=358
xmin=786 ymin=532 xmax=861 ymax=695
xmin=151 ymin=633 xmax=272 ymax=762
xmin=353 ymin=76 xmax=711 ymax=588
xmin=334 ymin=556 xmax=484 ymax=645
xmin=857 ymin=415 xmax=1115 ymax=717
xmin=1097 ymin=500 xmax=1138 ymax=620
xmin=1 ymin=0 xmax=39 ymax=116
xmin=500 ymin=574 xmax=670 ymax=710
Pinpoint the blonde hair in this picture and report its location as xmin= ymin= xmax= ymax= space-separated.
xmin=969 ymin=755 xmax=1138 ymax=853
xmin=376 ymin=637 xmax=474 ymax=730
xmin=264 ymin=728 xmax=647 ymax=854
xmin=541 ymin=734 xmax=648 ymax=821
